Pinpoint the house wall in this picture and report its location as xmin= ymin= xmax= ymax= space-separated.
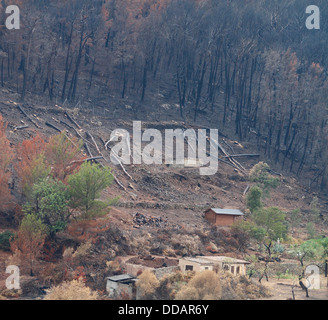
xmin=215 ymin=214 xmax=235 ymax=226
xmin=178 ymin=259 xmax=213 ymax=273
xmin=179 ymin=259 xmax=248 ymax=276
xmin=205 ymin=210 xmax=238 ymax=226
xmin=154 ymin=266 xmax=180 ymax=279
xmin=106 ymin=281 xmax=134 ymax=298
xmin=221 ymin=263 xmax=246 ymax=276
xmin=125 ymin=263 xmax=179 ymax=279
xmin=204 ymin=210 xmax=216 ymax=224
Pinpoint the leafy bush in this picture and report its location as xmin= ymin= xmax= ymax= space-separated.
xmin=249 ymin=162 xmax=280 ymax=196
xmin=175 ymin=270 xmax=221 ymax=300
xmin=0 ymin=230 xmax=15 ymax=251
xmin=44 ymin=279 xmax=98 ymax=300
xmin=233 ymin=220 xmax=267 ymax=242
xmin=136 ymin=269 xmax=160 ymax=300
xmin=24 ymin=178 xmax=71 ymax=235
xmin=272 ymin=240 xmax=285 ymax=254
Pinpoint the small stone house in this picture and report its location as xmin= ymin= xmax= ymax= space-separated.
xmin=106 ymin=274 xmax=137 ymax=299
xmin=204 ymin=208 xmax=244 ymax=226
xmin=179 ymin=256 xmax=250 ymax=276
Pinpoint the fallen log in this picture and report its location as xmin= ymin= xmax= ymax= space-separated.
xmin=14 ymin=125 xmax=29 ymax=131
xmin=84 ymin=142 xmax=93 ymax=158
xmin=106 ymin=147 xmax=133 ymax=180
xmin=217 ymin=142 xmax=247 ymax=174
xmin=222 ymin=139 xmax=235 ymax=154
xmin=65 ymin=111 xmax=81 ymax=129
xmin=217 ymin=157 xmax=237 ymax=168
xmin=104 ymin=136 xmax=115 ymax=150
xmin=17 ymin=105 xmax=42 ymax=129
xmin=104 ymin=135 xmax=133 ymax=180
xmin=268 ymin=169 xmax=282 ymax=176
xmin=86 ymin=131 xmax=101 ymax=155
xmin=100 ymin=136 xmax=106 ymax=146
xmin=84 ymin=142 xmax=107 ymax=169
xmin=60 ymin=120 xmax=90 ymax=144
xmin=45 ymin=121 xmax=61 ymax=132
xmin=199 ymin=130 xmax=248 ymax=175
xmin=113 ymin=175 xmax=127 ymax=191
xmin=243 ymin=184 xmax=250 ymax=195
xmin=59 ymin=120 xmax=74 ymax=130
xmin=223 ymin=154 xmax=260 ymax=158
xmin=68 ymin=156 xmax=104 ymax=166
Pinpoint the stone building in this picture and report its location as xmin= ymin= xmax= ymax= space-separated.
xmin=106 ymin=274 xmax=136 ymax=299
xmin=179 ymin=256 xmax=250 ymax=276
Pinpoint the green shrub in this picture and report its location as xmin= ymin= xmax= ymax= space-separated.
xmin=246 ymin=186 xmax=263 ymax=213
xmin=0 ymin=230 xmax=15 ymax=251
xmin=249 ymin=162 xmax=280 ymax=197
xmin=24 ymin=178 xmax=71 ymax=235
xmin=273 ymin=240 xmax=285 ymax=254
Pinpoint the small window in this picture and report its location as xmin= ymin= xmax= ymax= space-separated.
xmin=231 ymin=266 xmax=235 ymax=274
xmin=236 ymin=267 xmax=240 ymax=274
xmin=186 ymin=265 xmax=193 ymax=271
xmin=205 ymin=267 xmax=209 ymax=270
xmin=224 ymin=265 xmax=229 ymax=271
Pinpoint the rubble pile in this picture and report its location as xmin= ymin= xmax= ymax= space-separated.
xmin=133 ymin=212 xmax=168 ymax=228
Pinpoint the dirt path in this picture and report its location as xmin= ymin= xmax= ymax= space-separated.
xmin=260 ymin=277 xmax=328 ymax=300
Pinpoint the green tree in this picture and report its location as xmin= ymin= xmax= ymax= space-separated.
xmin=291 ymin=238 xmax=328 ymax=298
xmin=246 ymin=186 xmax=263 ymax=213
xmin=293 ymin=239 xmax=325 ymax=267
xmin=235 ymin=206 xmax=288 ymax=283
xmin=11 ymin=214 xmax=47 ymax=276
xmin=25 ymin=178 xmax=71 ymax=234
xmin=68 ymin=162 xmax=116 ymax=220
xmin=306 ymin=222 xmax=317 ymax=240
xmin=233 ymin=220 xmax=267 ymax=243
xmin=288 ymin=209 xmax=301 ymax=234
xmin=236 ymin=207 xmax=288 ymax=251
xmin=253 ymin=207 xmax=288 ymax=244
xmin=21 ymin=154 xmax=51 ymax=201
